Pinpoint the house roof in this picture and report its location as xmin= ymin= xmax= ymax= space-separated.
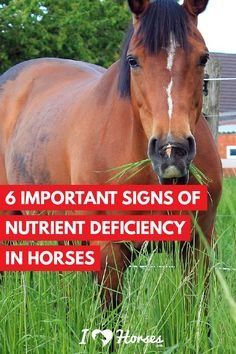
xmin=212 ymin=53 xmax=236 ymax=125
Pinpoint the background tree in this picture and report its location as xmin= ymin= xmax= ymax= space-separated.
xmin=0 ymin=0 xmax=130 ymax=73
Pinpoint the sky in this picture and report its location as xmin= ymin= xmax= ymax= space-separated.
xmin=180 ymin=0 xmax=236 ymax=54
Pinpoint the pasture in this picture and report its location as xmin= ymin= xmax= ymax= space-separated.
xmin=0 ymin=178 xmax=235 ymax=354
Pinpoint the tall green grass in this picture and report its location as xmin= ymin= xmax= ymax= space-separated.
xmin=0 ymin=178 xmax=235 ymax=353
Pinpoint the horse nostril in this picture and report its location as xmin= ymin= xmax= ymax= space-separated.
xmin=148 ymin=137 xmax=158 ymax=158
xmin=186 ymin=136 xmax=196 ymax=160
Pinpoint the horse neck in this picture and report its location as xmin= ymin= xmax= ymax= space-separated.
xmin=93 ymin=61 xmax=148 ymax=162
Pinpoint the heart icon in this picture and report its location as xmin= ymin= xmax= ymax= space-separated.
xmin=92 ymin=329 xmax=113 ymax=347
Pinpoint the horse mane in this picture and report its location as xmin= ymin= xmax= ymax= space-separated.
xmin=118 ymin=0 xmax=189 ymax=98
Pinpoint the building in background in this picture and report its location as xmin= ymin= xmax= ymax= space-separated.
xmin=212 ymin=53 xmax=236 ymax=176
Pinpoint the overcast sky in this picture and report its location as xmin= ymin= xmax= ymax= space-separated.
xmin=180 ymin=0 xmax=236 ymax=54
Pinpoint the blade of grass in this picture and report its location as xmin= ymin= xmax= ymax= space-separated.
xmin=102 ymin=158 xmax=210 ymax=185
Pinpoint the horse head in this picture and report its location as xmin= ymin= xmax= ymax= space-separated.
xmin=119 ymin=0 xmax=210 ymax=184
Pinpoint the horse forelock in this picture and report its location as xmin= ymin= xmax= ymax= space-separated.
xmin=118 ymin=0 xmax=190 ymax=98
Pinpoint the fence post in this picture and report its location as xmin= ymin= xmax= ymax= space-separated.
xmin=202 ymin=59 xmax=221 ymax=141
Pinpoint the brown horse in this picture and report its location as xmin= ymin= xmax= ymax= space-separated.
xmin=0 ymin=0 xmax=222 ymax=311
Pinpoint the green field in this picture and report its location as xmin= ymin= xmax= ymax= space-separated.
xmin=0 ymin=179 xmax=235 ymax=354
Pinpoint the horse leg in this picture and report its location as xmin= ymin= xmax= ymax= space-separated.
xmin=94 ymin=242 xmax=131 ymax=352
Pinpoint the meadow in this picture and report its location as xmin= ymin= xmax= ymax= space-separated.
xmin=0 ymin=178 xmax=235 ymax=354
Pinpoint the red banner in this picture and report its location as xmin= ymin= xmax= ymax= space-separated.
xmin=0 ymin=245 xmax=100 ymax=271
xmin=0 ymin=214 xmax=191 ymax=241
xmin=0 ymin=185 xmax=207 ymax=210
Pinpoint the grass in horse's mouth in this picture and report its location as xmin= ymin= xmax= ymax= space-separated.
xmin=102 ymin=159 xmax=211 ymax=185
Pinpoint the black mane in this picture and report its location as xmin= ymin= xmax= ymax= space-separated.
xmin=118 ymin=0 xmax=189 ymax=97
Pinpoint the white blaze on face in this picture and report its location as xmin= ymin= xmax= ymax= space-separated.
xmin=167 ymin=36 xmax=176 ymax=71
xmin=166 ymin=35 xmax=176 ymax=120
xmin=166 ymin=79 xmax=173 ymax=119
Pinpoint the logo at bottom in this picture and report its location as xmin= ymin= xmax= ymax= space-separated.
xmin=79 ymin=328 xmax=164 ymax=347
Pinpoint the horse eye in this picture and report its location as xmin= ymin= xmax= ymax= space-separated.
xmin=127 ymin=56 xmax=139 ymax=68
xmin=199 ymin=53 xmax=209 ymax=66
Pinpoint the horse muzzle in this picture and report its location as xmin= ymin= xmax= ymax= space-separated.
xmin=148 ymin=136 xmax=196 ymax=185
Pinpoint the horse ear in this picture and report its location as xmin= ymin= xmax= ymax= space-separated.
xmin=128 ymin=0 xmax=150 ymax=17
xmin=183 ymin=0 xmax=209 ymax=18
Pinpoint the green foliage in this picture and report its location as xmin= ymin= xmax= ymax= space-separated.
xmin=0 ymin=0 xmax=130 ymax=73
